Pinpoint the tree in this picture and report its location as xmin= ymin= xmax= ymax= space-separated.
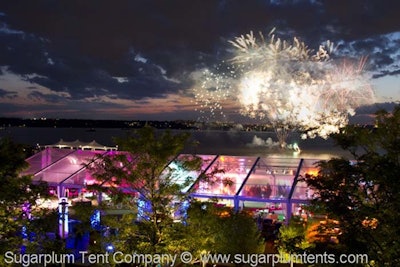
xmin=169 ymin=200 xmax=264 ymax=266
xmin=276 ymin=217 xmax=313 ymax=254
xmin=0 ymin=138 xmax=51 ymax=264
xmin=214 ymin=210 xmax=264 ymax=263
xmin=88 ymin=126 xmax=204 ymax=257
xmin=163 ymin=200 xmax=223 ymax=265
xmin=301 ymin=105 xmax=400 ymax=266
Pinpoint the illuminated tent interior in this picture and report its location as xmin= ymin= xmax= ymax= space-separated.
xmin=23 ymin=146 xmax=321 ymax=221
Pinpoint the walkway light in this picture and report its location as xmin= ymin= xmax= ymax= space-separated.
xmin=58 ymin=197 xmax=69 ymax=239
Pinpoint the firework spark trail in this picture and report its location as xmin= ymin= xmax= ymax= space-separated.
xmin=192 ymin=29 xmax=375 ymax=143
xmin=320 ymin=57 xmax=374 ymax=112
xmin=192 ymin=68 xmax=230 ymax=120
xmin=230 ymin=30 xmax=337 ymax=143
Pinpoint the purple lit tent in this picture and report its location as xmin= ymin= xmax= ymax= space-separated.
xmin=22 ymin=143 xmax=320 ymax=222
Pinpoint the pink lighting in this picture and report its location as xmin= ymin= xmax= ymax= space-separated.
xmin=24 ymin=146 xmax=322 ymax=223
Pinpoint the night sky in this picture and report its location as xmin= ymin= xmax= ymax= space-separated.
xmin=0 ymin=0 xmax=399 ymax=121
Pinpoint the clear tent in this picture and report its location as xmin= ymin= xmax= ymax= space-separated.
xmin=22 ymin=148 xmax=108 ymax=189
xmin=23 ymin=147 xmax=321 ymax=220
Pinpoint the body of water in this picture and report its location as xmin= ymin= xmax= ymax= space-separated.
xmin=1 ymin=127 xmax=351 ymax=160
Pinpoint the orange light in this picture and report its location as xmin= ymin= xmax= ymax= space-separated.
xmin=362 ymin=217 xmax=378 ymax=229
xmin=219 ymin=211 xmax=230 ymax=218
xmin=306 ymin=168 xmax=319 ymax=176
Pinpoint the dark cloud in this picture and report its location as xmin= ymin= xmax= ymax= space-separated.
xmin=2 ymin=0 xmax=399 ymax=72
xmin=355 ymin=102 xmax=399 ymax=114
xmin=27 ymin=91 xmax=65 ymax=103
xmin=0 ymin=24 xmax=49 ymax=75
xmin=370 ymin=53 xmax=394 ymax=69
xmin=349 ymin=102 xmax=400 ymax=124
xmin=0 ymin=88 xmax=17 ymax=98
xmin=322 ymin=0 xmax=400 ymax=39
xmin=0 ymin=22 xmax=184 ymax=100
xmin=338 ymin=33 xmax=399 ymax=75
xmin=372 ymin=69 xmax=400 ymax=79
xmin=0 ymin=0 xmax=399 ymax=119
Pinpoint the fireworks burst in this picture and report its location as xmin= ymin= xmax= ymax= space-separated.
xmin=192 ymin=66 xmax=236 ymax=120
xmin=192 ymin=29 xmax=375 ymax=144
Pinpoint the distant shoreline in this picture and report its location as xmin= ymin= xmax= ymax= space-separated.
xmin=0 ymin=117 xmax=374 ymax=132
xmin=0 ymin=126 xmax=350 ymax=160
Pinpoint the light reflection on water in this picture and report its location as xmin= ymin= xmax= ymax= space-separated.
xmin=1 ymin=127 xmax=350 ymax=159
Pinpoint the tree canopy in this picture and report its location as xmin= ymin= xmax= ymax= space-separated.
xmin=88 ymin=126 xmax=264 ymax=266
xmin=0 ymin=138 xmax=51 ymax=261
xmin=302 ymin=105 xmax=400 ymax=266
xmin=89 ymin=126 xmax=204 ymax=255
xmin=175 ymin=200 xmax=264 ymax=264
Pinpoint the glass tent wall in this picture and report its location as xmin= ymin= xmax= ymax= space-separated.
xmin=23 ymin=148 xmax=107 ymax=185
xmin=22 ymin=148 xmax=77 ymax=176
xmin=192 ymin=155 xmax=257 ymax=197
xmin=161 ymin=154 xmax=218 ymax=193
xmin=23 ymin=148 xmax=321 ymax=222
xmin=189 ymin=155 xmax=319 ymax=221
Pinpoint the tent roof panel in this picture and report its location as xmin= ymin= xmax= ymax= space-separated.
xmin=31 ymin=149 xmax=105 ymax=184
xmin=22 ymin=148 xmax=76 ymax=175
